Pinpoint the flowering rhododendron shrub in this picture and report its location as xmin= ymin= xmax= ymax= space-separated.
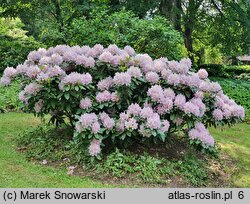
xmin=0 ymin=44 xmax=245 ymax=157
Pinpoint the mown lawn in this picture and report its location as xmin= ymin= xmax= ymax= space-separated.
xmin=210 ymin=123 xmax=250 ymax=187
xmin=0 ymin=112 xmax=116 ymax=188
xmin=0 ymin=112 xmax=249 ymax=187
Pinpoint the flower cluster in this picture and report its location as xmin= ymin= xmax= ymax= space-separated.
xmin=59 ymin=72 xmax=92 ymax=89
xmin=188 ymin=123 xmax=215 ymax=147
xmin=80 ymin=98 xmax=92 ymax=109
xmin=96 ymin=91 xmax=119 ymax=103
xmin=214 ymin=93 xmax=245 ymax=119
xmin=113 ymin=72 xmax=131 ymax=86
xmin=88 ymin=139 xmax=101 ymax=156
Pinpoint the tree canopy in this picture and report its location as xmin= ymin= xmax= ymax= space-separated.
xmin=0 ymin=0 xmax=249 ymax=64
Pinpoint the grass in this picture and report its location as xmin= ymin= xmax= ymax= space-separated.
xmin=209 ymin=123 xmax=250 ymax=187
xmin=0 ymin=112 xmax=117 ymax=188
xmin=0 ymin=112 xmax=249 ymax=187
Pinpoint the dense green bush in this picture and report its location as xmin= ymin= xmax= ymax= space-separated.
xmin=0 ymin=18 xmax=42 ymax=72
xmin=0 ymin=78 xmax=21 ymax=112
xmin=199 ymin=64 xmax=250 ymax=78
xmin=224 ymin=65 xmax=250 ymax=77
xmin=64 ymin=10 xmax=186 ymax=60
xmin=0 ymin=36 xmax=41 ymax=72
xmin=198 ymin=64 xmax=225 ymax=77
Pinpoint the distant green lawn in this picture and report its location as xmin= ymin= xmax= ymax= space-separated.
xmin=0 ymin=112 xmax=249 ymax=187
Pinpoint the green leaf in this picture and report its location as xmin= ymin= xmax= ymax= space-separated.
xmin=158 ymin=132 xmax=166 ymax=142
xmin=75 ymin=86 xmax=80 ymax=91
xmin=64 ymin=93 xmax=70 ymax=100
xmin=120 ymin=133 xmax=126 ymax=140
xmin=152 ymin=130 xmax=157 ymax=137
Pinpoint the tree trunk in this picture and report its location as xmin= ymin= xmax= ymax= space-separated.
xmin=174 ymin=0 xmax=182 ymax=32
xmin=183 ymin=0 xmax=202 ymax=63
xmin=184 ymin=25 xmax=194 ymax=62
xmin=231 ymin=56 xmax=239 ymax=65
xmin=52 ymin=0 xmax=64 ymax=32
xmin=159 ymin=0 xmax=174 ymax=21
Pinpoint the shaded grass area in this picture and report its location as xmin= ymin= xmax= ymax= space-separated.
xmin=16 ymin=122 xmax=216 ymax=187
xmin=0 ymin=112 xmax=115 ymax=187
xmin=209 ymin=123 xmax=250 ymax=187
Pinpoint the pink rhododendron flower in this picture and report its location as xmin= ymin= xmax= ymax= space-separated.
xmin=161 ymin=120 xmax=170 ymax=132
xmin=124 ymin=45 xmax=135 ymax=56
xmin=174 ymin=94 xmax=186 ymax=110
xmin=126 ymin=66 xmax=142 ymax=78
xmin=147 ymin=85 xmax=164 ymax=102
xmin=3 ymin=67 xmax=17 ymax=78
xmin=146 ymin=113 xmax=161 ymax=129
xmin=59 ymin=72 xmax=92 ymax=89
xmin=91 ymin=122 xmax=100 ymax=134
xmin=188 ymin=123 xmax=214 ymax=147
xmin=24 ymin=82 xmax=41 ymax=95
xmin=96 ymin=91 xmax=112 ymax=103
xmin=79 ymin=113 xmax=98 ymax=128
xmin=167 ymin=73 xmax=180 ymax=86
xmin=0 ymin=76 xmax=11 ymax=86
xmin=140 ymin=107 xmax=154 ymax=119
xmin=163 ymin=88 xmax=175 ymax=100
xmin=98 ymin=51 xmax=113 ymax=63
xmin=197 ymin=69 xmax=208 ymax=79
xmin=113 ymin=72 xmax=131 ymax=86
xmin=145 ymin=71 xmax=159 ymax=84
xmin=50 ymin=53 xmax=63 ymax=65
xmin=153 ymin=59 xmax=166 ymax=73
xmin=88 ymin=139 xmax=101 ymax=156
xmin=125 ymin=118 xmax=138 ymax=130
xmin=80 ymin=98 xmax=92 ymax=109
xmin=97 ymin=77 xmax=114 ymax=91
xmin=212 ymin=109 xmax=223 ymax=121
xmin=184 ymin=102 xmax=200 ymax=117
xmin=127 ymin=103 xmax=141 ymax=116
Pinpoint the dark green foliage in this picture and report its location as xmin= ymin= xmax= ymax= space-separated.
xmin=200 ymin=64 xmax=250 ymax=78
xmin=199 ymin=64 xmax=225 ymax=77
xmin=224 ymin=65 xmax=250 ymax=77
xmin=16 ymin=125 xmax=75 ymax=162
xmin=176 ymin=155 xmax=209 ymax=186
xmin=65 ymin=10 xmax=186 ymax=60
xmin=0 ymin=18 xmax=43 ymax=72
xmin=0 ymin=78 xmax=21 ymax=112
xmin=0 ymin=35 xmax=41 ymax=72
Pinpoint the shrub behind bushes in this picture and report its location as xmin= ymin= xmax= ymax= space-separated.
xmin=199 ymin=64 xmax=250 ymax=78
xmin=64 ymin=10 xmax=186 ymax=60
xmin=224 ymin=65 xmax=250 ymax=77
xmin=198 ymin=64 xmax=225 ymax=77
xmin=0 ymin=78 xmax=22 ymax=112
xmin=0 ymin=36 xmax=41 ymax=72
xmin=0 ymin=18 xmax=42 ymax=72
